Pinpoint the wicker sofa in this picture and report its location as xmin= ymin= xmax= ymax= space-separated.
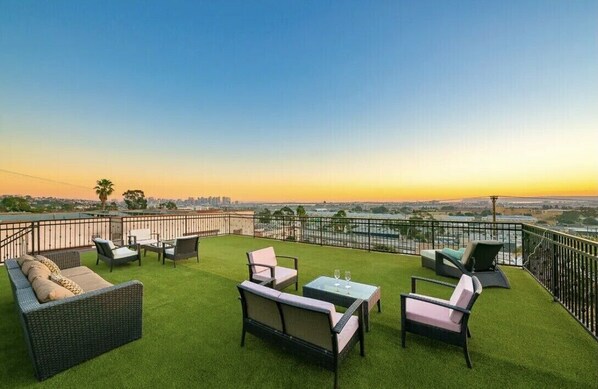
xmin=237 ymin=281 xmax=365 ymax=389
xmin=5 ymin=251 xmax=143 ymax=381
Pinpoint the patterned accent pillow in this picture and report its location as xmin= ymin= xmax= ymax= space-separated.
xmin=36 ymin=255 xmax=61 ymax=275
xmin=50 ymin=274 xmax=84 ymax=295
xmin=17 ymin=253 xmax=37 ymax=267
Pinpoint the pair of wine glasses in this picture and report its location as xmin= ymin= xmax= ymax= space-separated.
xmin=333 ymin=269 xmax=351 ymax=288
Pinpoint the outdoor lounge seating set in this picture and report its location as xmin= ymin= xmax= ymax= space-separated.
xmin=239 ymin=243 xmax=499 ymax=386
xmin=4 ymin=251 xmax=143 ymax=380
xmin=93 ymin=229 xmax=200 ymax=270
xmin=4 ymin=239 xmax=504 ymax=383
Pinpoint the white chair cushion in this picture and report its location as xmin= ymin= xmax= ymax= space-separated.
xmin=448 ymin=275 xmax=475 ymax=323
xmin=95 ymin=238 xmax=116 ymax=249
xmin=164 ymin=247 xmax=175 ymax=255
xmin=253 ymin=266 xmax=297 ymax=284
xmin=421 ymin=249 xmax=458 ymax=268
xmin=113 ymin=247 xmax=138 ymax=259
xmin=331 ymin=312 xmax=360 ymax=353
xmin=248 ymin=247 xmax=278 ymax=274
xmin=138 ymin=238 xmax=158 ymax=245
xmin=405 ymin=296 xmax=461 ymax=332
xmin=129 ymin=229 xmax=152 ymax=241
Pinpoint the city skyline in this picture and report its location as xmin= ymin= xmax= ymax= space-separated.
xmin=2 ymin=1 xmax=597 ymax=202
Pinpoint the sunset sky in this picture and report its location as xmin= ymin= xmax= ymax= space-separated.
xmin=1 ymin=1 xmax=597 ymax=202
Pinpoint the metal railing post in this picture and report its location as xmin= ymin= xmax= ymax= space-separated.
xmin=431 ymin=221 xmax=436 ymax=250
xmin=319 ymin=218 xmax=323 ymax=246
xmin=552 ymin=232 xmax=559 ymax=302
xmin=367 ymin=219 xmax=371 ymax=251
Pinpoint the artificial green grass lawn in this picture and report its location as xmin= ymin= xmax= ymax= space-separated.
xmin=1 ymin=235 xmax=597 ymax=388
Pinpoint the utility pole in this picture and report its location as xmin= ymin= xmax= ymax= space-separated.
xmin=490 ymin=195 xmax=498 ymax=223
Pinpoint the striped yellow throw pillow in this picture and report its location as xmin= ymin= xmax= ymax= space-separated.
xmin=50 ymin=274 xmax=84 ymax=295
xmin=36 ymin=255 xmax=61 ymax=275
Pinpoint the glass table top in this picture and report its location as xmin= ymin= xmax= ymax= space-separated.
xmin=304 ymin=276 xmax=379 ymax=299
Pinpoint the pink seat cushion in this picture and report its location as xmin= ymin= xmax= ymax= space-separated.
xmin=253 ymin=266 xmax=297 ymax=285
xmin=448 ymin=275 xmax=475 ymax=323
xmin=332 ymin=312 xmax=359 ymax=353
xmin=248 ymin=247 xmax=278 ymax=274
xmin=405 ymin=297 xmax=461 ymax=332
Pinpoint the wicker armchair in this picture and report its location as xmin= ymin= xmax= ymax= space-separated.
xmin=246 ymin=247 xmax=298 ymax=291
xmin=93 ymin=238 xmax=141 ymax=272
xmin=162 ymin=235 xmax=199 ymax=267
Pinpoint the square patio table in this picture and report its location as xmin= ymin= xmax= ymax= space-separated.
xmin=303 ymin=276 xmax=381 ymax=332
xmin=141 ymin=240 xmax=174 ymax=262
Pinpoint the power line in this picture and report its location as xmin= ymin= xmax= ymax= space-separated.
xmin=0 ymin=169 xmax=91 ymax=190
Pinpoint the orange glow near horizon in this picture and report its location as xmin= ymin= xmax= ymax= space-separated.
xmin=1 ymin=166 xmax=596 ymax=202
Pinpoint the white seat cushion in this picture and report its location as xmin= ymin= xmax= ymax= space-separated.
xmin=421 ymin=249 xmax=458 ymax=268
xmin=253 ymin=266 xmax=297 ymax=284
xmin=138 ymin=238 xmax=158 ymax=245
xmin=164 ymin=247 xmax=174 ymax=255
xmin=331 ymin=312 xmax=360 ymax=353
xmin=113 ymin=247 xmax=138 ymax=259
xmin=405 ymin=296 xmax=461 ymax=332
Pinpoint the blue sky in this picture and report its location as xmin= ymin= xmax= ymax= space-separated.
xmin=1 ymin=1 xmax=597 ymax=201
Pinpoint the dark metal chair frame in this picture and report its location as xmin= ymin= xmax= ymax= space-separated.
xmin=400 ymin=276 xmax=482 ymax=368
xmin=93 ymin=239 xmax=141 ymax=272
xmin=238 ymin=282 xmax=365 ymax=389
xmin=162 ymin=235 xmax=199 ymax=268
xmin=435 ymin=241 xmax=510 ymax=288
xmin=246 ymin=252 xmax=299 ymax=291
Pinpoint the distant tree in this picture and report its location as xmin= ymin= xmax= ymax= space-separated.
xmin=556 ymin=211 xmax=581 ymax=225
xmin=583 ymin=217 xmax=598 ymax=226
xmin=371 ymin=206 xmax=389 ymax=214
xmin=296 ymin=205 xmax=308 ymax=240
xmin=257 ymin=209 xmax=272 ymax=223
xmin=159 ymin=201 xmax=177 ymax=210
xmin=280 ymin=206 xmax=294 ymax=216
xmin=107 ymin=201 xmax=119 ymax=211
xmin=480 ymin=210 xmax=492 ymax=216
xmin=94 ymin=179 xmax=115 ymax=210
xmin=331 ymin=210 xmax=348 ymax=232
xmin=0 ymin=196 xmax=32 ymax=212
xmin=123 ymin=190 xmax=147 ymax=210
xmin=351 ymin=205 xmax=363 ymax=212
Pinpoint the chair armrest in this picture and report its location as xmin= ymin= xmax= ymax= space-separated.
xmin=42 ymin=251 xmax=81 ymax=270
xmin=275 ymin=255 xmax=298 ymax=269
xmin=435 ymin=251 xmax=467 ymax=273
xmin=127 ymin=235 xmax=138 ymax=245
xmin=332 ymin=298 xmax=364 ymax=333
xmin=400 ymin=293 xmax=470 ymax=314
xmin=411 ymin=276 xmax=456 ymax=293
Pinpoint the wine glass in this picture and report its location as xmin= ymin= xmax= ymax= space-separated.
xmin=334 ymin=269 xmax=340 ymax=286
xmin=345 ymin=271 xmax=351 ymax=289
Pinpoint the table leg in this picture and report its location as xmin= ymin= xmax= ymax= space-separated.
xmin=365 ymin=303 xmax=370 ymax=332
xmin=377 ymin=299 xmax=382 ymax=313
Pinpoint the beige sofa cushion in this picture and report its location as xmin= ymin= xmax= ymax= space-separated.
xmin=32 ymin=277 xmax=75 ymax=303
xmin=36 ymin=255 xmax=61 ymax=274
xmin=61 ymin=266 xmax=94 ymax=278
xmin=50 ymin=274 xmax=84 ymax=295
xmin=21 ymin=260 xmax=48 ymax=276
xmin=69 ymin=272 xmax=113 ymax=292
xmin=28 ymin=265 xmax=52 ymax=283
xmin=17 ymin=253 xmax=37 ymax=267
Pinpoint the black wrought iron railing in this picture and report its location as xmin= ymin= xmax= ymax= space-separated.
xmin=1 ymin=213 xmax=596 ymax=339
xmin=523 ymin=224 xmax=597 ymax=339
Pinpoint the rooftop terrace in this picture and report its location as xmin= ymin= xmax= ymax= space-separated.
xmin=1 ymin=235 xmax=596 ymax=388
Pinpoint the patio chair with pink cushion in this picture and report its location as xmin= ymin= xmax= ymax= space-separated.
xmin=400 ymin=274 xmax=482 ymax=368
xmin=246 ymin=247 xmax=298 ymax=291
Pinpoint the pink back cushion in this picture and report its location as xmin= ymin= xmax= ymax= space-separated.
xmin=248 ymin=247 xmax=278 ymax=273
xmin=448 ymin=275 xmax=475 ymax=323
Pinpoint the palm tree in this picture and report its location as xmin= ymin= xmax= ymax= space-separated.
xmin=94 ymin=179 xmax=114 ymax=210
